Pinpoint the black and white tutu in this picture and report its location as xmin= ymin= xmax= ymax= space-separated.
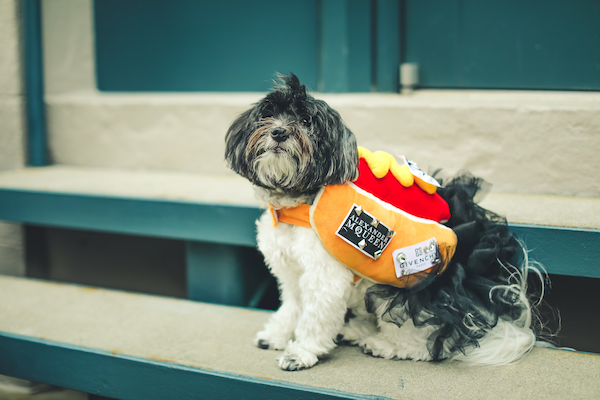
xmin=365 ymin=174 xmax=538 ymax=361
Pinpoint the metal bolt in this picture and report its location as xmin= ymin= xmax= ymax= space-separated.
xmin=396 ymin=252 xmax=407 ymax=265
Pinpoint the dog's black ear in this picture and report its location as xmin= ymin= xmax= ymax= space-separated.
xmin=323 ymin=123 xmax=359 ymax=186
xmin=303 ymin=99 xmax=358 ymax=189
xmin=224 ymin=109 xmax=252 ymax=177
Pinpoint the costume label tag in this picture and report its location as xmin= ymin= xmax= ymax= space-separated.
xmin=392 ymin=238 xmax=440 ymax=278
xmin=336 ymin=204 xmax=395 ymax=260
xmin=401 ymin=155 xmax=442 ymax=188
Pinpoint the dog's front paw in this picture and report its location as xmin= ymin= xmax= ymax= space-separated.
xmin=278 ymin=342 xmax=319 ymax=371
xmin=254 ymin=330 xmax=289 ymax=351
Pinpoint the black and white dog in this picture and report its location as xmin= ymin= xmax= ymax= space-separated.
xmin=225 ymin=74 xmax=545 ymax=371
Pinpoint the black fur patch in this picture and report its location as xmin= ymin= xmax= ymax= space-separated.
xmin=344 ymin=308 xmax=356 ymax=323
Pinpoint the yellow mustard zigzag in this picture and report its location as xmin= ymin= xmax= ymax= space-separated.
xmin=357 ymin=146 xmax=437 ymax=194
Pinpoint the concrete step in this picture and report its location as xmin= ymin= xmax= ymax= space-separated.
xmin=0 ymin=275 xmax=598 ymax=400
xmin=0 ymin=165 xmax=257 ymax=206
xmin=0 ymin=166 xmax=259 ymax=246
xmin=0 ymin=165 xmax=598 ymax=279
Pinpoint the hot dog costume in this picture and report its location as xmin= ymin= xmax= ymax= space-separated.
xmin=269 ymin=146 xmax=530 ymax=361
xmin=270 ymin=147 xmax=458 ymax=290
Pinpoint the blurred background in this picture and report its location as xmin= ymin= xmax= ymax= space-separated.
xmin=92 ymin=0 xmax=600 ymax=92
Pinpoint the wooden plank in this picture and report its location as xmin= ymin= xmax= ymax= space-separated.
xmin=374 ymin=0 xmax=400 ymax=92
xmin=185 ymin=241 xmax=272 ymax=306
xmin=511 ymin=224 xmax=600 ymax=279
xmin=0 ymin=187 xmax=598 ymax=277
xmin=404 ymin=0 xmax=600 ymax=90
xmin=0 ymin=332 xmax=378 ymax=400
xmin=23 ymin=0 xmax=48 ymax=166
xmin=94 ymin=0 xmax=319 ymax=92
xmin=0 ymin=167 xmax=598 ymax=278
xmin=0 ymin=189 xmax=262 ymax=246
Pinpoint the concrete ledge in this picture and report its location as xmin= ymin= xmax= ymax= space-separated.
xmin=0 ymin=165 xmax=258 ymax=206
xmin=480 ymin=193 xmax=600 ymax=230
xmin=0 ymin=275 xmax=598 ymax=400
xmin=0 ymin=166 xmax=261 ymax=247
xmin=0 ymin=0 xmax=23 ymax=97
xmin=0 ymin=96 xmax=26 ymax=171
xmin=45 ymin=90 xmax=600 ymax=197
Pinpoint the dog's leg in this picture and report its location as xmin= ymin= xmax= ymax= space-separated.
xmin=278 ymin=236 xmax=355 ymax=371
xmin=254 ymin=268 xmax=302 ymax=350
xmin=337 ymin=280 xmax=378 ymax=344
xmin=254 ymin=215 xmax=303 ymax=350
xmin=254 ymin=213 xmax=354 ymax=370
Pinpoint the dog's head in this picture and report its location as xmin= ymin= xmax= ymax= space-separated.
xmin=225 ymin=73 xmax=358 ymax=194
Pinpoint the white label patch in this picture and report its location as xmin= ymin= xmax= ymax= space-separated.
xmin=392 ymin=238 xmax=440 ymax=278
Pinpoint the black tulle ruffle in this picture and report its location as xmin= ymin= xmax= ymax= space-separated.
xmin=364 ymin=174 xmax=528 ymax=360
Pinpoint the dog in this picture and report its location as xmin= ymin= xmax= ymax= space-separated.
xmin=225 ymin=73 xmax=545 ymax=371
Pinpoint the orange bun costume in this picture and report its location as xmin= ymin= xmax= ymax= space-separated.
xmin=270 ymin=147 xmax=457 ymax=290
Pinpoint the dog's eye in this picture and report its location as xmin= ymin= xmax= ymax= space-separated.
xmin=301 ymin=116 xmax=311 ymax=126
xmin=261 ymin=110 xmax=274 ymax=119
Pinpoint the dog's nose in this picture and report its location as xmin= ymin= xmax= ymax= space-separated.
xmin=270 ymin=127 xmax=288 ymax=143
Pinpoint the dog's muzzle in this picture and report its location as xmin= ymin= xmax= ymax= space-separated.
xmin=270 ymin=127 xmax=288 ymax=143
